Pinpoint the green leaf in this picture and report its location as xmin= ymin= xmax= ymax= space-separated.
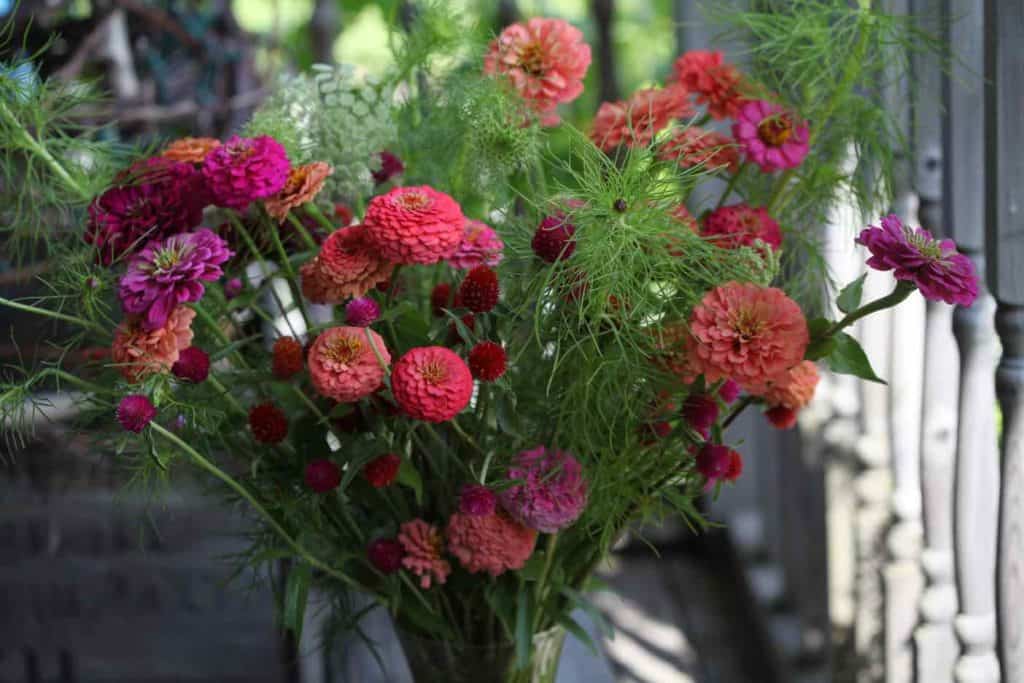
xmin=836 ymin=273 xmax=867 ymax=314
xmin=397 ymin=457 xmax=423 ymax=505
xmin=515 ymin=587 xmax=534 ymax=669
xmin=805 ymin=336 xmax=838 ymax=361
xmin=827 ymin=331 xmax=886 ymax=384
xmin=283 ymin=562 xmax=311 ymax=640
xmin=519 ymin=552 xmax=546 ymax=582
xmin=559 ymin=614 xmax=600 ymax=655
xmin=807 ymin=317 xmax=832 ymax=338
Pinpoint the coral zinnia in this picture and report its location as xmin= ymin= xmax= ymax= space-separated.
xmin=499 ymin=446 xmax=588 ymax=533
xmin=345 ymin=297 xmax=381 ymax=327
xmin=300 ymin=225 xmax=395 ymax=304
xmin=202 ymin=135 xmax=291 ymax=211
xmin=305 ymin=459 xmax=342 ymax=493
xmin=363 ymin=185 xmax=465 ymax=265
xmin=161 ymin=137 xmax=221 ymax=165
xmin=484 ymin=17 xmax=592 ymax=126
xmin=703 ymin=203 xmax=782 ymax=252
xmin=308 ymin=326 xmax=390 ymax=403
xmin=446 ymin=510 xmax=537 ymax=577
xmin=468 ymin=341 xmax=507 ymax=381
xmin=263 ymin=161 xmax=333 ymax=221
xmin=856 ymin=214 xmax=978 ymax=306
xmin=590 ymin=85 xmax=693 ymax=151
xmin=391 ymin=347 xmax=474 ymax=422
xmin=686 ymin=282 xmax=809 ymax=393
xmin=532 ymin=212 xmax=577 ymax=263
xmin=272 ymin=336 xmax=304 ymax=379
xmin=459 ymin=484 xmax=498 ymax=516
xmin=761 ymin=360 xmax=820 ymax=411
xmin=117 ymin=394 xmax=157 ymax=433
xmin=171 ymin=346 xmax=210 ymax=383
xmin=119 ymin=228 xmax=233 ymax=330
xmin=659 ymin=127 xmax=740 ymax=173
xmin=733 ymin=100 xmax=810 ymax=173
xmin=367 ymin=538 xmax=404 ymax=573
xmin=363 ymin=453 xmax=401 ymax=488
xmin=458 ymin=266 xmax=500 ymax=313
xmin=671 ymin=50 xmax=745 ymax=120
xmin=86 ymin=158 xmax=207 ymax=265
xmin=398 ymin=519 xmax=451 ymax=589
xmin=249 ymin=402 xmax=289 ymax=444
xmin=112 ymin=305 xmax=195 ymax=382
xmin=448 ymin=220 xmax=504 ymax=270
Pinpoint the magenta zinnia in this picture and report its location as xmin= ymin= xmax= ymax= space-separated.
xmin=732 ymin=100 xmax=809 ymax=173
xmin=201 ymin=135 xmax=291 ymax=210
xmin=499 ymin=446 xmax=588 ymax=533
xmin=856 ymin=214 xmax=978 ymax=306
xmin=119 ymin=229 xmax=233 ymax=330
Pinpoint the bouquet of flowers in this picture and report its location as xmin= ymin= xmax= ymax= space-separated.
xmin=0 ymin=3 xmax=975 ymax=681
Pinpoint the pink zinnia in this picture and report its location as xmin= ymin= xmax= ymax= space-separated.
xmin=659 ymin=127 xmax=740 ymax=173
xmin=686 ymin=282 xmax=809 ymax=393
xmin=484 ymin=17 xmax=592 ymax=126
xmin=300 ymin=225 xmax=395 ymax=304
xmin=307 ymin=326 xmax=391 ymax=403
xmin=118 ymin=229 xmax=233 ymax=330
xmin=363 ymin=186 xmax=465 ymax=265
xmin=499 ymin=446 xmax=588 ymax=533
xmin=732 ymin=100 xmax=809 ymax=173
xmin=116 ymin=394 xmax=157 ymax=433
xmin=591 ymin=85 xmax=693 ymax=151
xmin=856 ymin=214 xmax=978 ymax=306
xmin=201 ymin=135 xmax=291 ymax=211
xmin=448 ymin=220 xmax=504 ymax=270
xmin=398 ymin=519 xmax=451 ymax=589
xmin=111 ymin=305 xmax=195 ymax=383
xmin=761 ymin=360 xmax=820 ymax=411
xmin=446 ymin=510 xmax=537 ymax=577
xmin=671 ymin=50 xmax=745 ymax=120
xmin=702 ymin=203 xmax=782 ymax=252
xmin=390 ymin=346 xmax=474 ymax=423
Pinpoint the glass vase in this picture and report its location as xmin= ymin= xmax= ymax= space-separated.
xmin=397 ymin=625 xmax=566 ymax=683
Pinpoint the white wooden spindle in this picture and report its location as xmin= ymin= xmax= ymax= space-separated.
xmin=986 ymin=0 xmax=1024 ymax=678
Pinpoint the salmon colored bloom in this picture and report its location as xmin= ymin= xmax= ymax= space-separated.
xmin=446 ymin=510 xmax=537 ymax=577
xmin=307 ymin=326 xmax=390 ymax=403
xmin=364 ymin=186 xmax=465 ymax=265
xmin=263 ymin=162 xmax=333 ymax=221
xmin=390 ymin=346 xmax=474 ymax=422
xmin=484 ymin=17 xmax=592 ymax=126
xmin=686 ymin=282 xmax=809 ymax=393
xmin=300 ymin=225 xmax=395 ymax=304
xmin=659 ymin=127 xmax=740 ymax=173
xmin=591 ymin=85 xmax=693 ymax=151
xmin=671 ymin=50 xmax=745 ymax=120
xmin=398 ymin=519 xmax=451 ymax=589
xmin=761 ymin=360 xmax=820 ymax=410
xmin=160 ymin=137 xmax=221 ymax=164
xmin=111 ymin=305 xmax=195 ymax=382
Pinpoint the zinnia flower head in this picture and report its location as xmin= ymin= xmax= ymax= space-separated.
xmin=671 ymin=50 xmax=745 ymax=120
xmin=118 ymin=228 xmax=233 ymax=330
xmin=161 ymin=137 xmax=221 ymax=165
xmin=202 ymin=135 xmax=291 ymax=211
xmin=531 ymin=212 xmax=577 ymax=263
xmin=363 ymin=453 xmax=401 ymax=488
xmin=732 ymin=100 xmax=810 ymax=173
xmin=305 ymin=459 xmax=342 ymax=493
xmin=499 ymin=446 xmax=588 ymax=533
xmin=112 ymin=305 xmax=195 ymax=382
xmin=85 ymin=158 xmax=207 ymax=265
xmin=591 ymin=85 xmax=693 ymax=151
xmin=761 ymin=360 xmax=820 ymax=411
xmin=372 ymin=151 xmax=405 ymax=185
xmin=300 ymin=225 xmax=395 ymax=304
xmin=682 ymin=394 xmax=719 ymax=438
xmin=345 ymin=297 xmax=381 ymax=327
xmin=391 ymin=346 xmax=474 ymax=422
xmin=272 ymin=336 xmax=304 ymax=379
xmin=686 ymin=282 xmax=809 ymax=393
xmin=484 ymin=17 xmax=592 ymax=126
xmin=249 ymin=402 xmax=288 ymax=444
xmin=448 ymin=220 xmax=504 ymax=270
xmin=171 ymin=346 xmax=210 ymax=383
xmin=446 ymin=510 xmax=537 ymax=577
xmin=308 ymin=326 xmax=390 ymax=403
xmin=364 ymin=185 xmax=465 ymax=265
xmin=263 ymin=161 xmax=333 ymax=221
xmin=367 ymin=538 xmax=404 ymax=573
xmin=659 ymin=127 xmax=740 ymax=173
xmin=703 ymin=203 xmax=782 ymax=252
xmin=117 ymin=394 xmax=157 ymax=433
xmin=468 ymin=341 xmax=507 ymax=381
xmin=856 ymin=214 xmax=978 ymax=306
xmin=398 ymin=519 xmax=451 ymax=589
xmin=459 ymin=484 xmax=497 ymax=516
xmin=458 ymin=266 xmax=500 ymax=313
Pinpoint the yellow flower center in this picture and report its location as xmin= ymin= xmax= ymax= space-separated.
xmin=395 ymin=190 xmax=431 ymax=210
xmin=324 ymin=335 xmax=363 ymax=364
xmin=732 ymin=309 xmax=764 ymax=349
xmin=519 ymin=42 xmax=546 ymax=77
xmin=757 ymin=114 xmax=794 ymax=146
xmin=420 ymin=360 xmax=448 ymax=385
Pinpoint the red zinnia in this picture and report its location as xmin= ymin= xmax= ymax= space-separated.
xmin=468 ymin=341 xmax=507 ymax=381
xmin=391 ymin=346 xmax=474 ymax=422
xmin=363 ymin=453 xmax=401 ymax=488
xmin=364 ymin=185 xmax=465 ymax=265
xmin=703 ymin=203 xmax=782 ymax=252
xmin=458 ymin=266 xmax=500 ymax=313
xmin=305 ymin=459 xmax=342 ymax=493
xmin=249 ymin=402 xmax=289 ymax=444
xmin=272 ymin=336 xmax=304 ymax=379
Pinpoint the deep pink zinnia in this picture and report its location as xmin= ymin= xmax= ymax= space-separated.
xmin=118 ymin=229 xmax=233 ymax=330
xmin=85 ymin=158 xmax=207 ymax=265
xmin=116 ymin=394 xmax=157 ymax=433
xmin=484 ymin=17 xmax=592 ymax=126
xmin=732 ymin=100 xmax=810 ymax=173
xmin=202 ymin=135 xmax=291 ymax=211
xmin=703 ymin=203 xmax=782 ymax=252
xmin=856 ymin=214 xmax=978 ymax=306
xmin=499 ymin=446 xmax=588 ymax=533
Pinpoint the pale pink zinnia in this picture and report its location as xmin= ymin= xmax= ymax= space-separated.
xmin=732 ymin=100 xmax=810 ymax=173
xmin=760 ymin=360 xmax=820 ymax=410
xmin=111 ymin=305 xmax=196 ymax=383
xmin=398 ymin=519 xmax=451 ymax=589
xmin=447 ymin=220 xmax=504 ymax=270
xmin=484 ymin=17 xmax=592 ymax=126
xmin=686 ymin=282 xmax=809 ymax=393
xmin=591 ymin=85 xmax=693 ymax=151
xmin=307 ymin=326 xmax=390 ymax=403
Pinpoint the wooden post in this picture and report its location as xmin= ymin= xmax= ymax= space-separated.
xmin=591 ymin=0 xmax=620 ymax=103
xmin=987 ymin=0 xmax=1024 ymax=680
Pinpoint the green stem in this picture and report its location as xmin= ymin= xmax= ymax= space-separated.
xmin=533 ymin=533 xmax=559 ymax=631
xmin=304 ymin=203 xmax=339 ymax=234
xmin=0 ymin=100 xmax=91 ymax=201
xmin=0 ymin=297 xmax=108 ymax=336
xmin=265 ymin=216 xmax=313 ymax=329
xmin=207 ymin=375 xmax=247 ymax=417
xmin=449 ymin=417 xmax=486 ymax=456
xmin=285 ymin=212 xmax=320 ymax=251
xmin=721 ymin=395 xmax=755 ymax=430
xmin=192 ymin=302 xmax=249 ymax=369
xmin=823 ymin=280 xmax=915 ymax=338
xmin=714 ymin=162 xmax=747 ymax=210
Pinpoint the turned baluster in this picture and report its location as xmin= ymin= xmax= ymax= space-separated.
xmin=987 ymin=1 xmax=1024 ymax=679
